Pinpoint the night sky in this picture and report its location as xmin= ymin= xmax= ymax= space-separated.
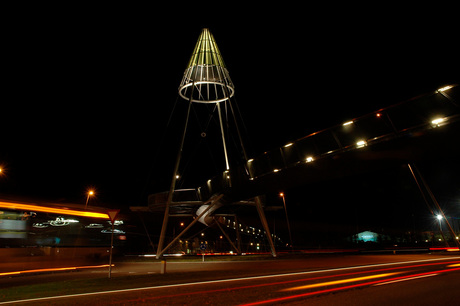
xmin=2 ymin=3 xmax=458 ymax=229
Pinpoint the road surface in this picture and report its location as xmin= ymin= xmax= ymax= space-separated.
xmin=1 ymin=254 xmax=460 ymax=305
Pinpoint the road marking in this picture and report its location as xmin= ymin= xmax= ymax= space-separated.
xmin=1 ymin=256 xmax=458 ymax=305
xmin=282 ymin=272 xmax=400 ymax=291
xmin=373 ymin=273 xmax=438 ymax=286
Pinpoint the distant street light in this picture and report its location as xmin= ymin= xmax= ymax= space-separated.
xmin=436 ymin=214 xmax=448 ymax=247
xmin=279 ymin=192 xmax=293 ymax=251
xmin=85 ymin=190 xmax=95 ymax=209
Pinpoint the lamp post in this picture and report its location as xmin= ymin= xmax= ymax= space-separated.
xmin=436 ymin=214 xmax=449 ymax=247
xmin=280 ymin=192 xmax=293 ymax=251
xmin=85 ymin=190 xmax=94 ymax=209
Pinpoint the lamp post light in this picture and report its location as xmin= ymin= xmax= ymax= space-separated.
xmin=436 ymin=214 xmax=449 ymax=247
xmin=279 ymin=192 xmax=293 ymax=251
xmin=85 ymin=190 xmax=94 ymax=209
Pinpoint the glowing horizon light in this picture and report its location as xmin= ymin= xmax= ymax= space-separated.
xmin=0 ymin=201 xmax=109 ymax=219
xmin=437 ymin=85 xmax=453 ymax=92
xmin=343 ymin=121 xmax=354 ymax=126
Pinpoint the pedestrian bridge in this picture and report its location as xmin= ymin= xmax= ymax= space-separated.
xmin=144 ymin=84 xmax=459 ymax=212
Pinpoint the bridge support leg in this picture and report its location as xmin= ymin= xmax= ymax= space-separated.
xmin=234 ymin=215 xmax=242 ymax=255
xmin=214 ymin=217 xmax=240 ymax=254
xmin=408 ymin=163 xmax=460 ymax=248
xmin=255 ymin=196 xmax=277 ymax=257
xmin=156 ymin=195 xmax=223 ymax=259
xmin=157 ymin=84 xmax=195 ymax=259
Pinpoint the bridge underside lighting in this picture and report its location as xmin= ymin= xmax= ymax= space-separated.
xmin=0 ymin=201 xmax=109 ymax=219
xmin=356 ymin=140 xmax=367 ymax=148
xmin=437 ymin=85 xmax=453 ymax=92
xmin=431 ymin=117 xmax=446 ymax=127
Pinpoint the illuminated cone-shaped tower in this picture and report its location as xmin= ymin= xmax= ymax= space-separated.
xmin=179 ymin=28 xmax=234 ymax=103
xmin=156 ymin=29 xmax=276 ymax=258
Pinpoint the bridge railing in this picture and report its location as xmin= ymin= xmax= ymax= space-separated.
xmin=248 ymin=85 xmax=459 ymax=178
xmin=198 ymin=85 xmax=459 ymax=200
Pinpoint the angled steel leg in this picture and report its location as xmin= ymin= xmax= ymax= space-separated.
xmin=156 ymin=84 xmax=194 ymax=259
xmin=214 ymin=216 xmax=240 ymax=254
xmin=156 ymin=195 xmax=224 ymax=258
xmin=255 ymin=196 xmax=277 ymax=257
xmin=408 ymin=163 xmax=460 ymax=248
xmin=234 ymin=215 xmax=242 ymax=255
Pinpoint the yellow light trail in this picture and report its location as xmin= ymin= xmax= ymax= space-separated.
xmin=0 ymin=201 xmax=109 ymax=219
xmin=447 ymin=263 xmax=460 ymax=267
xmin=281 ymin=272 xmax=400 ymax=291
xmin=0 ymin=264 xmax=113 ymax=277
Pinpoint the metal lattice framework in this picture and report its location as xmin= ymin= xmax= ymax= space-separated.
xmin=156 ymin=28 xmax=277 ymax=259
xmin=179 ymin=28 xmax=234 ymax=103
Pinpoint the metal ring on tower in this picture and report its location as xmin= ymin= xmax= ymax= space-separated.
xmin=179 ymin=81 xmax=234 ymax=103
xmin=178 ymin=28 xmax=235 ymax=104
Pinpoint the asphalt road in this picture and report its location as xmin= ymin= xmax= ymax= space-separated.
xmin=1 ymin=254 xmax=460 ymax=305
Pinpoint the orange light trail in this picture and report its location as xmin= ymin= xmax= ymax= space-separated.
xmin=0 ymin=264 xmax=113 ymax=277
xmin=0 ymin=201 xmax=109 ymax=219
xmin=242 ymin=266 xmax=460 ymax=306
xmin=281 ymin=272 xmax=400 ymax=291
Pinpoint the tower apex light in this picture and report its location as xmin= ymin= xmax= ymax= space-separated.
xmin=179 ymin=28 xmax=234 ymax=103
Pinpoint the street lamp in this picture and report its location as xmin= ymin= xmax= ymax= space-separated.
xmin=85 ymin=190 xmax=94 ymax=209
xmin=436 ymin=214 xmax=448 ymax=247
xmin=279 ymin=192 xmax=293 ymax=251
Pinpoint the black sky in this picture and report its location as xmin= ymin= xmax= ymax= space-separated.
xmin=1 ymin=5 xmax=458 ymax=210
